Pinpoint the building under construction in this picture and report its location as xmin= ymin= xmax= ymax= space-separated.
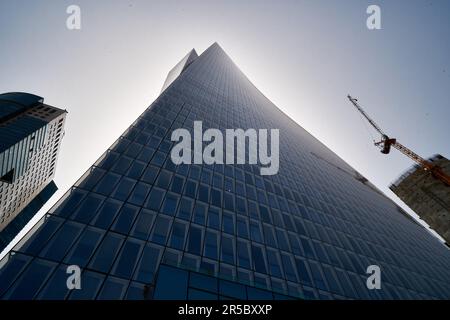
xmin=390 ymin=155 xmax=450 ymax=244
xmin=347 ymin=96 xmax=450 ymax=246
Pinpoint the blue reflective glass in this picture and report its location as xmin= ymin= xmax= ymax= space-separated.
xmin=263 ymin=225 xmax=277 ymax=248
xmin=221 ymin=236 xmax=234 ymax=264
xmin=125 ymin=282 xmax=152 ymax=300
xmin=125 ymin=142 xmax=143 ymax=158
xmin=161 ymin=193 xmax=179 ymax=216
xmin=156 ymin=170 xmax=172 ymax=189
xmin=145 ymin=187 xmax=165 ymax=211
xmin=224 ymin=178 xmax=234 ymax=193
xmin=219 ymin=280 xmax=246 ymax=299
xmin=150 ymin=216 xmax=171 ymax=245
xmin=272 ymin=210 xmax=284 ymax=227
xmin=137 ymin=147 xmax=156 ymax=163
xmin=188 ymin=288 xmax=217 ymax=300
xmin=250 ymin=222 xmax=262 ymax=243
xmin=189 ymin=166 xmax=201 ymax=179
xmin=151 ymin=151 xmax=166 ymax=166
xmin=267 ymin=249 xmax=283 ymax=278
xmin=112 ymin=156 xmax=133 ymax=174
xmin=21 ymin=216 xmax=64 ymax=256
xmin=275 ymin=229 xmax=290 ymax=252
xmin=36 ymin=264 xmax=70 ymax=299
xmin=111 ymin=177 xmax=137 ymax=201
xmin=193 ymin=203 xmax=207 ymax=225
xmin=112 ymin=139 xmax=130 ymax=154
xmin=259 ymin=205 xmax=272 ymax=223
xmin=0 ymin=254 xmax=31 ymax=296
xmin=287 ymin=233 xmax=302 ymax=255
xmin=198 ymin=184 xmax=209 ymax=202
xmin=71 ymin=193 xmax=104 ymax=224
xmin=281 ymin=254 xmax=298 ymax=282
xmin=246 ymin=186 xmax=257 ymax=201
xmin=334 ymin=269 xmax=356 ymax=298
xmin=204 ymin=231 xmax=218 ymax=259
xmin=237 ymin=240 xmax=251 ymax=268
xmin=141 ymin=165 xmax=159 ymax=184
xmin=91 ymin=198 xmax=122 ymax=230
xmin=170 ymin=175 xmax=185 ymax=193
xmin=313 ymin=242 xmax=329 ymax=264
xmin=89 ymin=233 xmax=124 ymax=273
xmin=77 ymin=167 xmax=105 ymax=190
xmin=295 ymin=258 xmax=312 ymax=286
xmin=235 ymin=197 xmax=247 ymax=215
xmin=189 ymin=272 xmax=218 ymax=293
xmin=201 ymin=169 xmax=212 ymax=184
xmin=153 ymin=265 xmax=188 ymax=300
xmin=222 ymin=213 xmax=234 ymax=234
xmin=207 ymin=207 xmax=220 ymax=230
xmin=184 ymin=180 xmax=197 ymax=198
xmin=212 ymin=174 xmax=222 ymax=188
xmin=322 ymin=266 xmax=341 ymax=294
xmin=300 ymin=237 xmax=315 ymax=259
xmin=211 ymin=188 xmax=221 ymax=207
xmin=127 ymin=161 xmax=146 ymax=179
xmin=94 ymin=172 xmax=121 ymax=196
xmin=68 ymin=271 xmax=105 ymax=300
xmin=282 ymin=213 xmax=295 ymax=231
xmin=40 ymin=221 xmax=84 ymax=261
xmin=2 ymin=43 xmax=448 ymax=301
xmin=52 ymin=189 xmax=86 ymax=218
xmin=134 ymin=244 xmax=162 ymax=283
xmin=177 ymin=197 xmax=193 ymax=220
xmin=130 ymin=209 xmax=156 ymax=240
xmin=128 ymin=182 xmax=151 ymax=206
xmin=247 ymin=287 xmax=273 ymax=300
xmin=223 ymin=192 xmax=234 ymax=211
xmin=112 ymin=239 xmax=143 ymax=278
xmin=5 ymin=259 xmax=56 ymax=300
xmin=236 ymin=183 xmax=246 ymax=197
xmin=187 ymin=226 xmax=202 ymax=255
xmin=97 ymin=277 xmax=129 ymax=300
xmin=252 ymin=245 xmax=267 ymax=274
xmin=170 ymin=221 xmax=187 ymax=250
xmin=111 ymin=204 xmax=139 ymax=234
xmin=64 ymin=227 xmax=103 ymax=267
xmin=309 ymin=262 xmax=328 ymax=291
xmin=248 ymin=201 xmax=259 ymax=219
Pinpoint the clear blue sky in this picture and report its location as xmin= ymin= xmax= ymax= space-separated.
xmin=1 ymin=0 xmax=449 ymax=257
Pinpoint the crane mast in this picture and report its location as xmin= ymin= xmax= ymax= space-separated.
xmin=347 ymin=95 xmax=450 ymax=187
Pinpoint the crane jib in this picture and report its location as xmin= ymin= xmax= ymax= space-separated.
xmin=346 ymin=94 xmax=450 ymax=187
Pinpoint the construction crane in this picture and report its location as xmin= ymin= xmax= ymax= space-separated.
xmin=347 ymin=95 xmax=450 ymax=187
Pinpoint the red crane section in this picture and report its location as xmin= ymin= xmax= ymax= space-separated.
xmin=347 ymin=95 xmax=450 ymax=187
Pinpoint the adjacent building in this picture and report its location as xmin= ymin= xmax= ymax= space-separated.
xmin=0 ymin=44 xmax=449 ymax=300
xmin=390 ymin=154 xmax=450 ymax=244
xmin=0 ymin=93 xmax=66 ymax=251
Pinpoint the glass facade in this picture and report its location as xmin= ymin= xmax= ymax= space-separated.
xmin=0 ymin=181 xmax=57 ymax=251
xmin=1 ymin=43 xmax=449 ymax=300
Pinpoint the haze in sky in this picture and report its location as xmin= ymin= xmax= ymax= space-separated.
xmin=1 ymin=0 xmax=449 ymax=259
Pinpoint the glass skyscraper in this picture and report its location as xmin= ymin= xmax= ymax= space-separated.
xmin=0 ymin=43 xmax=449 ymax=300
xmin=0 ymin=93 xmax=66 ymax=252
